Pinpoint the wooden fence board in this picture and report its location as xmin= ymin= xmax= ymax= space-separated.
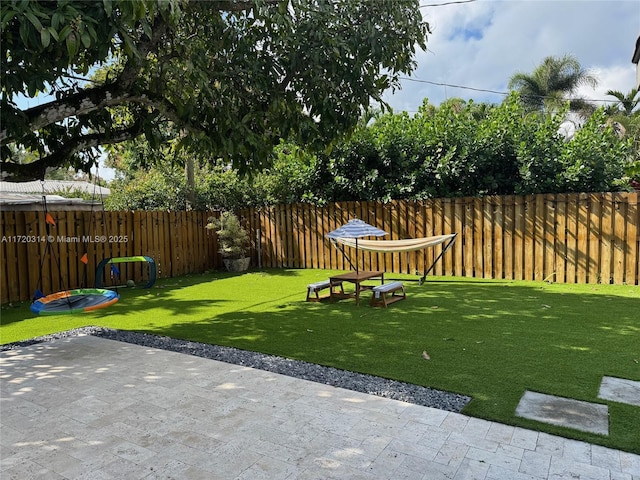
xmin=493 ymin=197 xmax=503 ymax=280
xmin=473 ymin=198 xmax=484 ymax=278
xmin=372 ymin=202 xmax=383 ymax=273
xmin=37 ymin=211 xmax=53 ymax=296
xmin=577 ymin=194 xmax=589 ymax=284
xmin=263 ymin=208 xmax=273 ymax=267
xmin=307 ymin=204 xmax=316 ymax=269
xmin=443 ymin=199 xmax=454 ymax=276
xmin=363 ymin=202 xmax=378 ymax=269
xmin=524 ymin=196 xmax=535 ymax=280
xmin=534 ymin=195 xmax=544 ymax=281
xmin=0 ymin=213 xmax=9 ymax=302
xmin=368 ymin=201 xmax=379 ymax=271
xmin=325 ymin=204 xmax=335 ymax=269
xmin=275 ymin=205 xmax=283 ymax=267
xmin=453 ymin=199 xmax=464 ymax=277
xmin=483 ymin=197 xmax=494 ymax=278
xmin=588 ymin=194 xmax=601 ymax=284
xmin=502 ymin=196 xmax=514 ymax=280
xmin=24 ymin=211 xmax=41 ymax=298
xmin=555 ymin=194 xmax=567 ymax=284
xmin=13 ymin=212 xmax=29 ymax=298
xmin=162 ymin=211 xmax=172 ymax=278
xmin=311 ymin=205 xmax=321 ymax=269
xmin=463 ymin=199 xmax=474 ymax=278
xmin=389 ymin=201 xmax=399 ymax=273
xmin=565 ymin=198 xmax=578 ymax=284
xmin=2 ymin=212 xmax=20 ymax=302
xmin=625 ymin=193 xmax=638 ymax=284
xmin=301 ymin=203 xmax=309 ymax=268
xmin=286 ymin=204 xmax=295 ymax=268
xmin=599 ymin=195 xmax=613 ymax=284
xmin=543 ymin=195 xmax=555 ymax=281
xmin=62 ymin=212 xmax=75 ymax=289
xmin=424 ymin=200 xmax=435 ymax=275
xmin=613 ymin=193 xmax=626 ymax=285
xmin=280 ymin=204 xmax=289 ymax=267
xmin=513 ymin=197 xmax=524 ymax=280
xmin=5 ymin=212 xmax=20 ymax=301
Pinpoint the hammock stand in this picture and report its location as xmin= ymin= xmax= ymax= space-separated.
xmin=330 ymin=233 xmax=457 ymax=284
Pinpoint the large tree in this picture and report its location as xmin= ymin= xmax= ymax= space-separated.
xmin=507 ymin=54 xmax=597 ymax=114
xmin=1 ymin=0 xmax=429 ymax=181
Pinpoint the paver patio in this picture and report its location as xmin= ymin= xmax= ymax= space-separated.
xmin=1 ymin=335 xmax=639 ymax=479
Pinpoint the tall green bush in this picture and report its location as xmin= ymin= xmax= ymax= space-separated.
xmin=105 ymin=92 xmax=633 ymax=210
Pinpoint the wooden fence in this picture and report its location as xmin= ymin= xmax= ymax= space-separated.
xmin=1 ymin=192 xmax=638 ymax=303
xmin=0 ymin=210 xmax=217 ymax=304
xmin=239 ymin=193 xmax=639 ymax=286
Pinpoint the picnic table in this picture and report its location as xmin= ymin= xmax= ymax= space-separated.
xmin=329 ymin=270 xmax=384 ymax=305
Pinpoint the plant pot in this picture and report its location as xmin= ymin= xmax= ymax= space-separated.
xmin=223 ymin=257 xmax=251 ymax=272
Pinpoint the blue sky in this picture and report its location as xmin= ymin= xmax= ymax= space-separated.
xmin=384 ymin=0 xmax=640 ymax=112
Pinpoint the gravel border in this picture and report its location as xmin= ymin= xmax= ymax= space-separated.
xmin=1 ymin=326 xmax=472 ymax=413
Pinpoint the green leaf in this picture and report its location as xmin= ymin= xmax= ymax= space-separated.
xmin=102 ymin=0 xmax=112 ymax=17
xmin=24 ymin=10 xmax=42 ymax=31
xmin=18 ymin=18 xmax=29 ymax=45
xmin=27 ymin=79 xmax=37 ymax=97
xmin=81 ymin=31 xmax=91 ymax=48
xmin=65 ymin=31 xmax=78 ymax=58
xmin=1 ymin=8 xmax=16 ymax=28
xmin=51 ymin=12 xmax=60 ymax=30
xmin=59 ymin=25 xmax=72 ymax=40
xmin=40 ymin=26 xmax=50 ymax=47
xmin=141 ymin=18 xmax=152 ymax=39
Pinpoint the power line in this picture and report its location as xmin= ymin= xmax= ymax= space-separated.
xmin=419 ymin=0 xmax=477 ymax=7
xmin=400 ymin=76 xmax=506 ymax=96
xmin=398 ymin=76 xmax=620 ymax=104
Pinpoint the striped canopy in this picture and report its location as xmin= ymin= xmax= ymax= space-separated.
xmin=326 ymin=219 xmax=387 ymax=239
xmin=326 ymin=219 xmax=387 ymax=272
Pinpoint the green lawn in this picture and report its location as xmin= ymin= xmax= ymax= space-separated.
xmin=1 ymin=269 xmax=639 ymax=454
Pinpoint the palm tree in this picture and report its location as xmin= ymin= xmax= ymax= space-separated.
xmin=605 ymin=88 xmax=639 ymax=116
xmin=604 ymin=88 xmax=640 ymax=137
xmin=604 ymin=89 xmax=640 ymax=189
xmin=508 ymin=55 xmax=598 ymax=114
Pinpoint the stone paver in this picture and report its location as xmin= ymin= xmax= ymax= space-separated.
xmin=515 ymin=390 xmax=610 ymax=436
xmin=599 ymin=377 xmax=640 ymax=407
xmin=1 ymin=335 xmax=639 ymax=479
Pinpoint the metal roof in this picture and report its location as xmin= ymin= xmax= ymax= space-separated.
xmin=0 ymin=180 xmax=110 ymax=196
xmin=0 ymin=193 xmax=103 ymax=211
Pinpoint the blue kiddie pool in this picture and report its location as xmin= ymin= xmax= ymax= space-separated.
xmin=31 ymin=288 xmax=119 ymax=315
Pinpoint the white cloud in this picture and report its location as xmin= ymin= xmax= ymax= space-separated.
xmin=386 ymin=0 xmax=640 ymax=112
xmin=576 ymin=65 xmax=636 ymax=104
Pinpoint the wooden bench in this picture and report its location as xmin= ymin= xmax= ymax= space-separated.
xmin=306 ymin=280 xmax=343 ymax=302
xmin=370 ymin=281 xmax=406 ymax=307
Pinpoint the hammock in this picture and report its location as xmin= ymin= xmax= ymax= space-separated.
xmin=331 ymin=233 xmax=456 ymax=252
xmin=330 ymin=233 xmax=457 ymax=283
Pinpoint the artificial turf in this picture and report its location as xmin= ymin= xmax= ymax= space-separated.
xmin=1 ymin=269 xmax=639 ymax=454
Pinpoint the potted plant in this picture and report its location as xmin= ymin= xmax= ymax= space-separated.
xmin=206 ymin=211 xmax=251 ymax=272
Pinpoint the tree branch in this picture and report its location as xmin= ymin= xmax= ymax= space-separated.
xmin=1 ymin=9 xmax=172 ymax=145
xmin=1 ymin=120 xmax=145 ymax=182
xmin=0 ymin=84 xmax=128 ymax=144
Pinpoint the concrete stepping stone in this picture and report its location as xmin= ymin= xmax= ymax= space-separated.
xmin=598 ymin=376 xmax=640 ymax=407
xmin=515 ymin=391 xmax=609 ymax=435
